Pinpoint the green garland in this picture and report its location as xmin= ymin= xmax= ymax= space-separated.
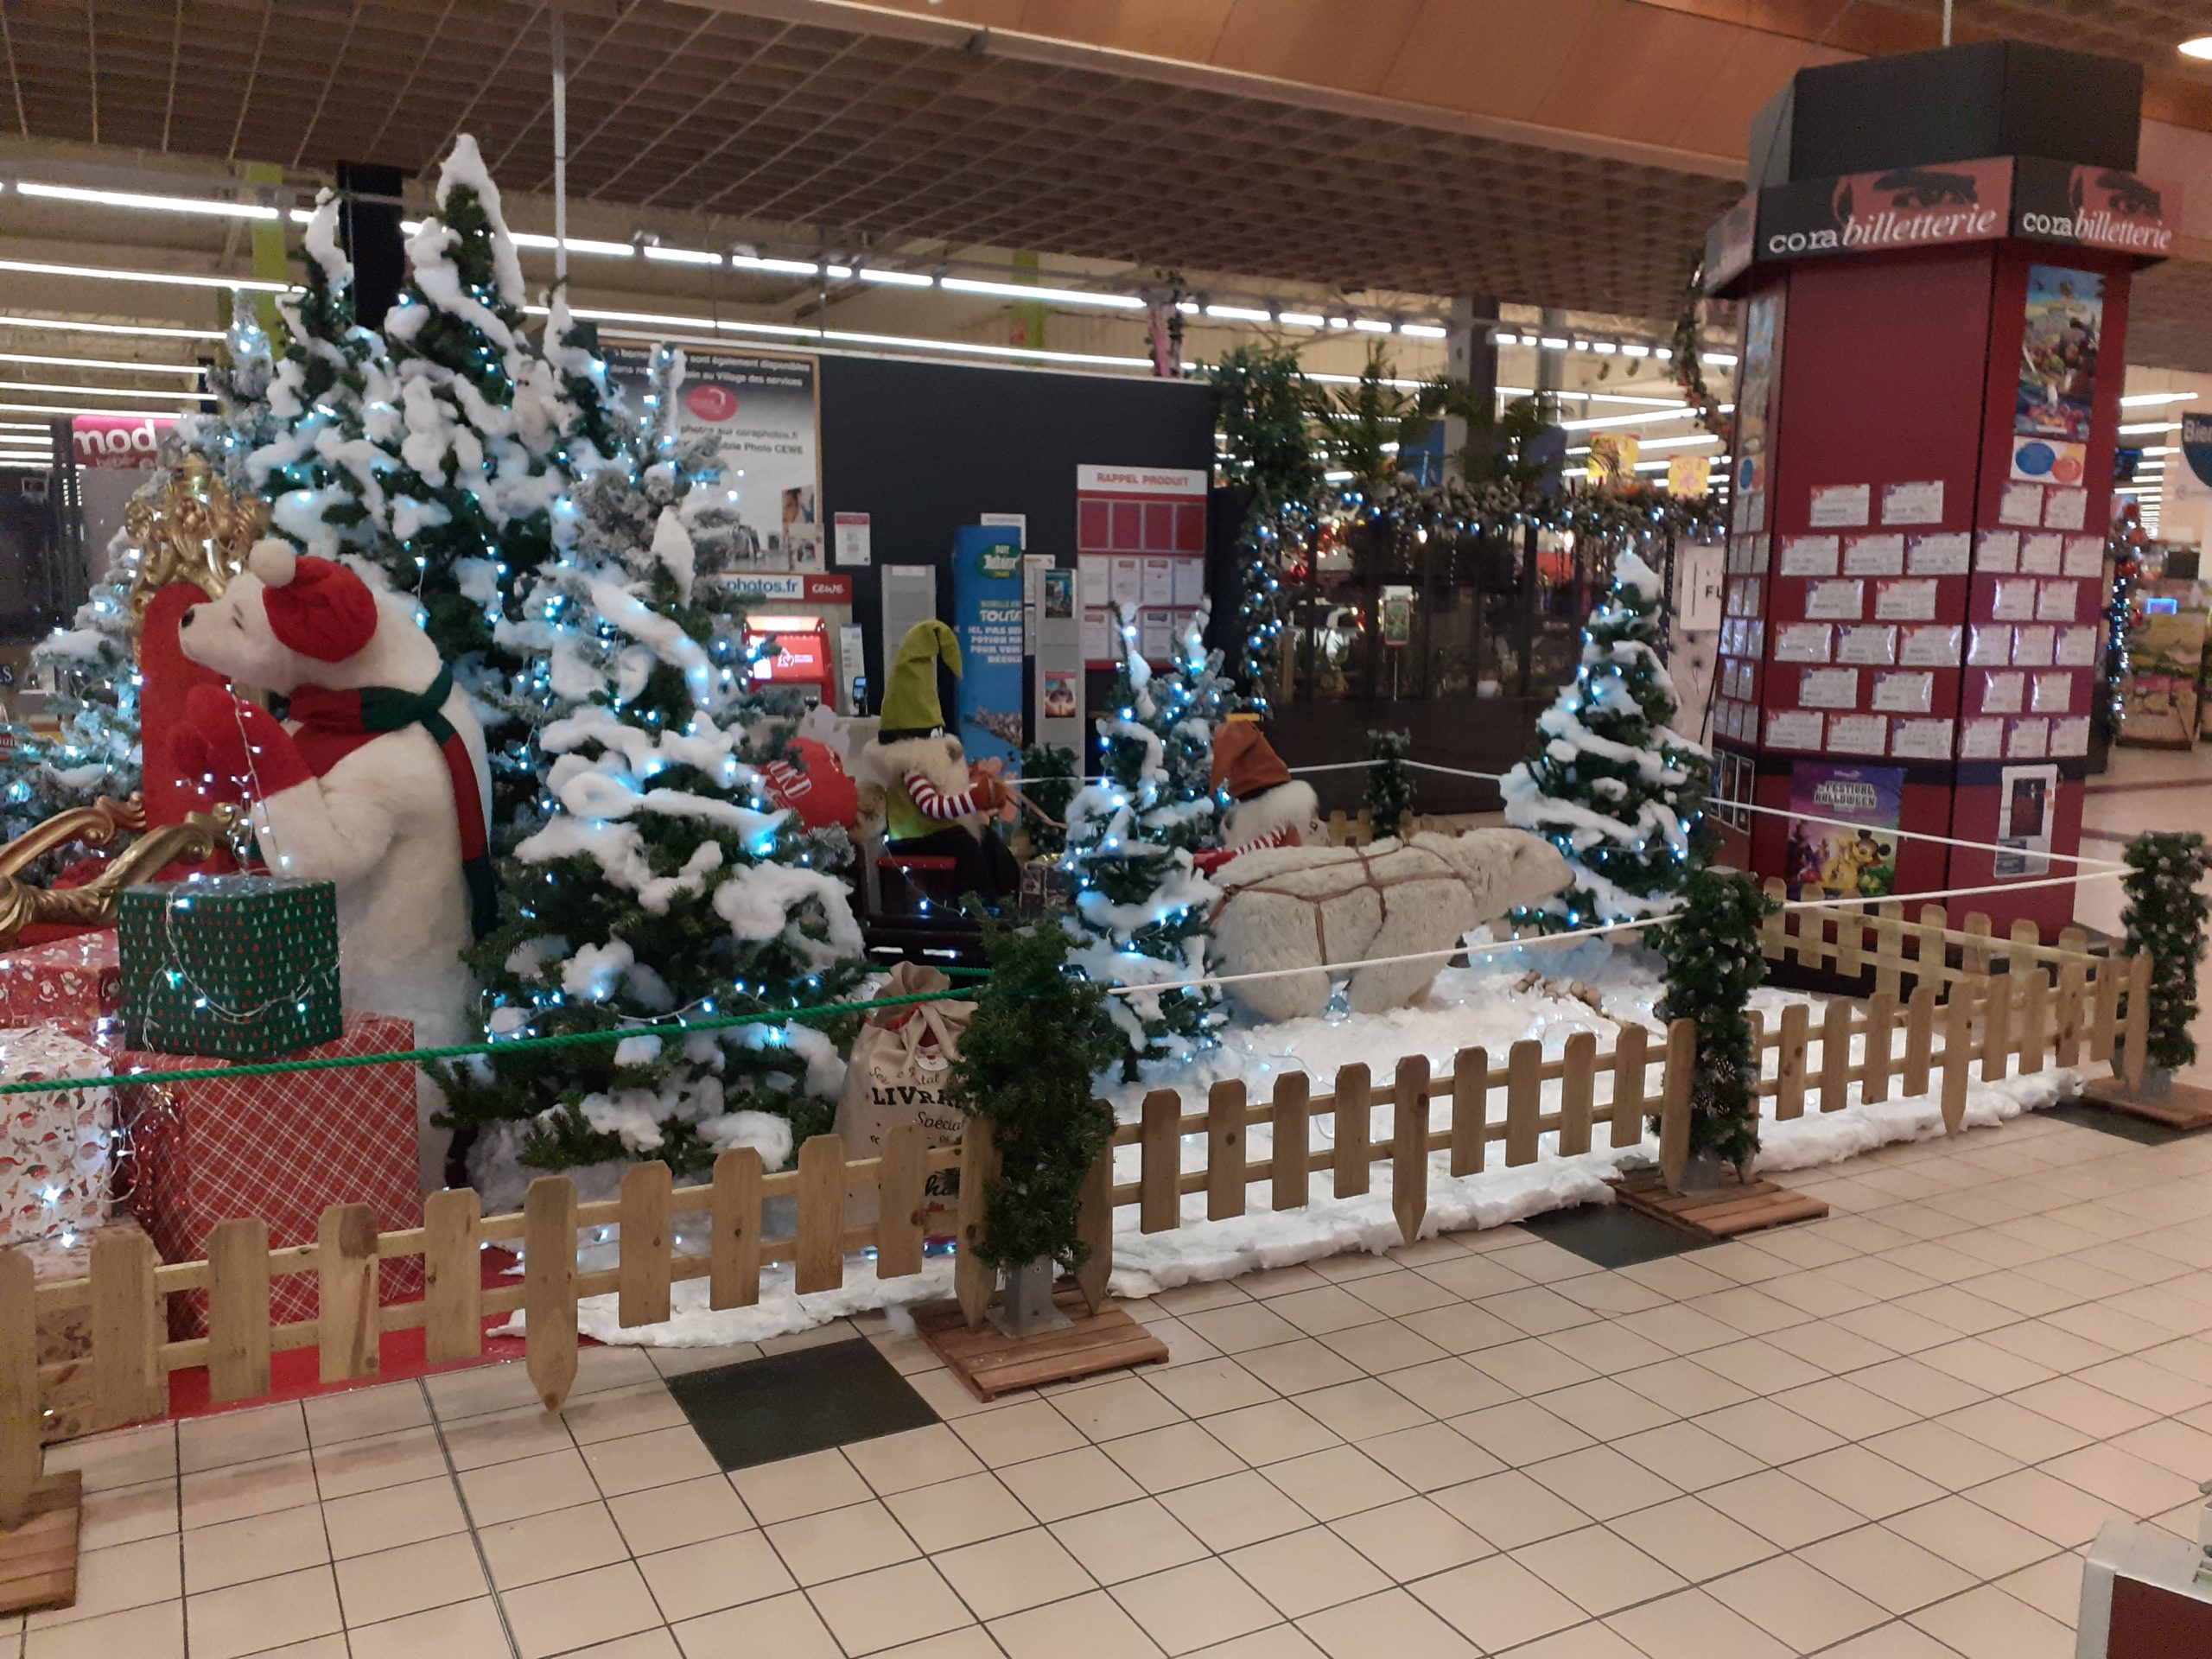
xmin=2120 ymin=831 xmax=2210 ymax=1073
xmin=1671 ymin=260 xmax=1736 ymax=451
xmin=1651 ymin=868 xmax=1777 ymax=1173
xmin=942 ymin=917 xmax=1122 ymax=1273
xmin=1364 ymin=728 xmax=1415 ymax=840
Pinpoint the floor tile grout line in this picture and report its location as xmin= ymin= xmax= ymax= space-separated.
xmin=421 ymin=1376 xmax=527 ymax=1659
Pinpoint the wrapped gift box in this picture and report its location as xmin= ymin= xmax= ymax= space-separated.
xmin=0 ymin=1026 xmax=115 ymax=1247
xmin=0 ymin=932 xmax=123 ymax=1030
xmin=122 ymin=1012 xmax=423 ymax=1338
xmin=118 ymin=876 xmax=342 ymax=1060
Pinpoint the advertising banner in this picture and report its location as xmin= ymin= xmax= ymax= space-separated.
xmin=953 ymin=524 xmax=1027 ymax=765
xmin=1994 ymin=762 xmax=2057 ymax=879
xmin=2015 ymin=266 xmax=2103 ymax=448
xmin=70 ymin=415 xmax=175 ymax=469
xmin=2012 ymin=160 xmax=2180 ymax=259
xmin=604 ymin=345 xmax=822 ymax=575
xmin=1586 ymin=435 xmax=1640 ymax=489
xmin=1783 ymin=762 xmax=1903 ymax=899
xmin=1758 ymin=157 xmax=2012 ymax=264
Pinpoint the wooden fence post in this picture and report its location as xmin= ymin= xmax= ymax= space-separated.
xmin=524 ymin=1178 xmax=578 ymax=1414
xmin=1450 ymin=1048 xmax=1487 ymax=1175
xmin=1942 ymin=991 xmax=1973 ymax=1135
xmin=1836 ymin=907 xmax=1864 ymax=979
xmin=1904 ymin=983 xmax=1936 ymax=1096
xmin=1271 ymin=1073 xmax=1312 ymax=1212
xmin=1963 ymin=912 xmax=1993 ymax=979
xmin=795 ymin=1136 xmax=844 ymax=1296
xmin=1981 ymin=971 xmax=2014 ymax=1084
xmin=1208 ymin=1081 xmax=1247 ymax=1221
xmin=1334 ymin=1065 xmax=1372 ymax=1198
xmin=1775 ymin=1004 xmax=1808 ymax=1121
xmin=1874 ymin=900 xmax=1905 ymax=999
xmin=1558 ymin=1033 xmax=1595 ymax=1156
xmin=1819 ymin=1000 xmax=1853 ymax=1114
xmin=1611 ymin=1027 xmax=1647 ymax=1147
xmin=1140 ymin=1090 xmax=1181 ymax=1234
xmin=617 ymin=1162 xmax=674 ymax=1329
xmin=1392 ymin=1055 xmax=1430 ymax=1247
xmin=2017 ymin=969 xmax=2049 ymax=1077
xmin=1759 ymin=878 xmax=1789 ymax=959
xmin=709 ymin=1147 xmax=763 ymax=1311
xmin=206 ymin=1219 xmax=271 ymax=1407
xmin=876 ymin=1124 xmax=925 ymax=1281
xmin=1658 ymin=1020 xmax=1695 ymax=1190
xmin=2054 ymin=960 xmax=2088 ymax=1070
xmin=90 ymin=1225 xmax=163 ymax=1429
xmin=2091 ymin=957 xmax=2124 ymax=1064
xmin=423 ymin=1187 xmax=484 ymax=1365
xmin=1862 ymin=991 xmax=1897 ymax=1107
xmin=1916 ymin=905 xmax=1948 ymax=993
xmin=315 ymin=1204 xmax=381 ymax=1385
xmin=0 ymin=1252 xmax=35 ymax=1530
xmin=956 ymin=1116 xmax=997 ymax=1329
xmin=1505 ymin=1042 xmax=1541 ymax=1166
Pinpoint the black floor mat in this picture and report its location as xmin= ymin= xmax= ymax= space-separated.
xmin=1520 ymin=1199 xmax=1715 ymax=1268
xmin=665 ymin=1336 xmax=940 ymax=1471
xmin=2043 ymin=1099 xmax=2197 ymax=1147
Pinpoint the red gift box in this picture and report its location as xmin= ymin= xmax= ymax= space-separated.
xmin=121 ymin=1013 xmax=424 ymax=1338
xmin=0 ymin=932 xmax=123 ymax=1029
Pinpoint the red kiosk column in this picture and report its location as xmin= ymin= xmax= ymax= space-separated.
xmin=1702 ymin=42 xmax=2182 ymax=938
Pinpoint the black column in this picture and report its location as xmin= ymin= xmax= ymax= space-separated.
xmin=335 ymin=162 xmax=408 ymax=327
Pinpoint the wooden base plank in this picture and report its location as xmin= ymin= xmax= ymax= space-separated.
xmin=1612 ymin=1169 xmax=1830 ymax=1241
xmin=913 ymin=1292 xmax=1168 ymax=1402
xmin=0 ymin=1471 xmax=80 ymax=1615
xmin=2083 ymin=1075 xmax=2212 ymax=1131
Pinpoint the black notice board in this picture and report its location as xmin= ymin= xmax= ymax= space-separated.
xmin=816 ymin=353 xmax=1217 ymax=701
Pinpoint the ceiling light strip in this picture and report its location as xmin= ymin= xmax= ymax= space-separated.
xmin=0 ymin=258 xmax=290 ymax=294
xmin=0 ymin=315 xmax=224 ymax=341
xmin=0 ymin=352 xmax=203 ymax=376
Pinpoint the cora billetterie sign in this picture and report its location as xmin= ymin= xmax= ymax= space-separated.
xmin=1758 ymin=157 xmax=2012 ymax=260
xmin=2011 ymin=160 xmax=2180 ymax=258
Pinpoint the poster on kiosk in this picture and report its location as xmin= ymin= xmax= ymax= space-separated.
xmin=953 ymin=524 xmax=1027 ymax=766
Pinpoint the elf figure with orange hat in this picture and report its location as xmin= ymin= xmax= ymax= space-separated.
xmin=1211 ymin=714 xmax=1325 ymax=856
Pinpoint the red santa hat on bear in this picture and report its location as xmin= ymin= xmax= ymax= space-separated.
xmin=247 ymin=541 xmax=379 ymax=662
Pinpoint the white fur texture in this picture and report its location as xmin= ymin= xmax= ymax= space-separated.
xmin=1210 ymin=830 xmax=1571 ymax=1022
xmin=180 ymin=572 xmax=491 ymax=1192
xmin=1220 ymin=779 xmax=1324 ymax=853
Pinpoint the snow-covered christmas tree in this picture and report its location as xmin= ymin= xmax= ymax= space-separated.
xmin=1501 ymin=546 xmax=1709 ymax=930
xmin=1062 ymin=604 xmax=1223 ymax=1075
xmin=434 ymin=344 xmax=868 ymax=1201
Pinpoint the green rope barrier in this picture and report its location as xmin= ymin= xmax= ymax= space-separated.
xmin=0 ymin=983 xmax=988 ymax=1099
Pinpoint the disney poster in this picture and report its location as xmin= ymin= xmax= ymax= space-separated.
xmin=2016 ymin=266 xmax=2103 ymax=444
xmin=1784 ymin=763 xmax=1903 ymax=899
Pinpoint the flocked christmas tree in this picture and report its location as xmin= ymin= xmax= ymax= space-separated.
xmin=2119 ymin=830 xmax=2210 ymax=1077
xmin=1061 ymin=604 xmax=1223 ymax=1075
xmin=1501 ymin=547 xmax=1709 ymax=930
xmin=433 ymin=342 xmax=868 ymax=1200
xmin=1651 ymin=867 xmax=1776 ymax=1179
xmin=1365 ymin=728 xmax=1415 ymax=841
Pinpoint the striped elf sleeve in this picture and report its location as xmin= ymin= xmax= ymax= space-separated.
xmin=904 ymin=771 xmax=984 ymax=821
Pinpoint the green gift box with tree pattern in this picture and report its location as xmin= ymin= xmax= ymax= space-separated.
xmin=118 ymin=876 xmax=344 ymax=1060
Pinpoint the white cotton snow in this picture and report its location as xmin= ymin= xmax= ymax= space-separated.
xmin=561 ymin=938 xmax=635 ymax=1002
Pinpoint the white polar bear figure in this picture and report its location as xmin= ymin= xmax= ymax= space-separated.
xmin=175 ymin=541 xmax=493 ymax=1193
xmin=1210 ymin=830 xmax=1572 ymax=1024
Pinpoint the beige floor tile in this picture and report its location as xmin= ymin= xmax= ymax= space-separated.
xmin=1611 ymin=1420 xmax=1764 ymax=1492
xmin=991 ymin=1589 xmax=1166 ymax=1659
xmin=729 ymin=1448 xmax=869 ymax=1524
xmin=563 ymin=1381 xmax=690 ymax=1446
xmin=581 ymin=1425 xmax=719 ymax=1497
xmin=78 ymin=1478 xmax=178 ymax=1552
xmin=181 ymin=1502 xmax=329 ymax=1594
xmin=1608 ymin=1494 xmax=1777 ymax=1581
xmin=180 ymin=1451 xmax=320 ymax=1529
xmin=1783 ymin=1445 xmax=1946 ymax=1520
xmin=2083 ymin=1353 xmax=2212 ymax=1414
xmin=1147 ymin=1359 xmax=1279 ymax=1420
xmin=1103 ymin=1422 xmax=1246 ymax=1496
xmin=1114 ymin=1557 xmax=1282 ymax=1656
xmin=1318 ymin=1319 xmax=1452 ymax=1376
xmin=312 ymin=1424 xmax=449 ymax=1499
xmin=1429 ymin=1469 xmax=1590 ymax=1549
xmin=1698 ymin=1469 xmax=1866 ymax=1549
xmin=1203 ymin=1401 xmax=1341 ymax=1466
xmin=1504 ymin=1623 xmax=1647 ymax=1659
xmin=1467 ymin=1338 xmax=1599 ymax=1395
xmin=21 ymin=1599 xmax=183 ymax=1659
xmin=1707 ymin=1554 xmax=1888 ymax=1650
xmin=24 ymin=1534 xmax=179 ymax=1630
xmin=1618 ymin=1356 xmax=1760 ymax=1414
xmin=1908 ymin=1584 xmax=2075 ymax=1659
xmin=1355 ymin=1421 xmax=1503 ymax=1493
xmin=1512 ymin=1523 xmax=1688 ymax=1618
xmin=179 ymin=1403 xmax=308 ymax=1475
xmin=1966 ymin=1465 xmax=2129 ymax=1548
xmin=425 ymin=1360 xmax=544 ymax=1422
xmin=1524 ymin=1444 xmax=1680 ymax=1522
xmin=442 ymin=1404 xmax=575 ymax=1472
xmin=997 ymin=1444 xmax=1147 ymax=1522
xmin=1182 ymin=1302 xmax=1306 ymax=1355
xmin=1542 ymin=1320 xmax=1677 ymax=1375
xmin=1997 ymin=1549 xmax=2092 ymax=1622
xmin=1052 ymin=1498 xmax=1211 ymax=1586
xmin=1447 ymin=1399 xmax=1594 ymax=1465
xmin=184 ymin=1563 xmax=342 ymax=1659
xmin=604 ymin=1472 xmax=753 ymax=1557
xmin=1918 ymin=1336 xmax=2058 ymax=1394
xmin=672 ymin=1589 xmax=840 ymax=1658
xmin=321 ymin=1474 xmax=467 ymax=1560
xmin=303 ymin=1382 xmax=431 ymax=1447
xmin=637 ymin=1528 xmax=795 ymax=1622
xmin=935 ymin=1527 xmax=1095 ymax=1620
xmin=2010 ymin=1374 xmax=2159 ymax=1438
xmin=836 ymin=1427 xmax=985 ymax=1500
xmin=811 ymin=1559 xmax=974 ymax=1656
xmin=882 ymin=1470 xmax=1030 ymax=1553
xmin=766 ymin=1497 xmax=918 ymax=1586
xmin=2040 ymin=1440 xmax=2204 ymax=1516
xmin=1818 ymin=1622 xmax=1972 ymax=1658
xmin=870 ymin=1632 xmax=1007 ymax=1659
xmin=1381 ymin=1357 xmax=1513 ymax=1420
xmin=1770 ymin=1376 xmax=1920 ymax=1440
xmin=1257 ymin=1445 xmax=1413 ymax=1522
xmin=1412 ymin=1553 xmax=1589 ymax=1650
xmin=950 ymin=1399 xmax=1088 ymax=1466
xmin=1161 ymin=1471 xmax=1313 ymax=1551
xmin=570 ymin=1344 xmax=666 ymax=1393
xmin=1411 ymin=1255 xmax=1533 ymax=1302
xmin=1800 ymin=1524 xmax=1978 ymax=1615
xmin=480 ymin=1498 xmax=629 ymax=1590
xmin=1050 ymin=1377 xmax=1186 ymax=1443
xmin=1327 ymin=1496 xmax=1491 ymax=1580
xmin=459 ymin=1446 xmax=604 ymax=1526
xmin=1538 ymin=1376 xmax=1678 ymax=1440
xmin=1347 ymin=1268 xmax=1463 ymax=1318
xmin=501 ymin=1560 xmax=664 ymax=1659
xmin=334 ymin=1533 xmax=489 ymax=1626
xmin=1234 ymin=1339 xmax=1366 ymax=1397
xmin=1398 ymin=1302 xmax=1525 ymax=1355
xmin=650 ymin=1342 xmax=762 ymax=1379
xmin=1298 ymin=1587 xmax=1479 ymax=1659
xmin=1859 ymin=1419 xmax=2019 ymax=1492
xmin=1937 ymin=1396 xmax=2094 ymax=1463
xmin=1691 ymin=1397 xmax=1846 ymax=1465
xmin=1478 ymin=1286 xmax=1599 ymax=1339
xmin=1223 ymin=1525 xmax=1389 ymax=1619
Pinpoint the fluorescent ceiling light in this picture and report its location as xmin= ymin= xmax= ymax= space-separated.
xmin=940 ymin=276 xmax=1143 ymax=310
xmin=1622 ymin=344 xmax=1652 ymax=359
xmin=1705 ymin=351 xmax=1739 ymax=365
xmin=1400 ymin=323 xmax=1447 ymax=339
xmin=0 ymin=352 xmax=202 ymax=376
xmin=0 ymin=379 xmax=211 ymax=401
xmin=0 ymin=400 xmax=190 ymax=417
xmin=1592 ymin=341 xmax=1618 ymax=354
xmin=2182 ymin=35 xmax=2212 ymax=60
xmin=0 ymin=315 xmax=221 ymax=340
xmin=1205 ymin=304 xmax=1272 ymax=323
xmin=1277 ymin=312 xmax=1325 ymax=328
xmin=823 ymin=264 xmax=854 ymax=280
xmin=1539 ymin=337 xmax=1570 ymax=351
xmin=1326 ymin=318 xmax=1351 ymax=330
xmin=2120 ymin=391 xmax=2197 ymax=406
xmin=1352 ymin=319 xmax=1393 ymax=334
xmin=856 ymin=268 xmax=932 ymax=288
xmin=1557 ymin=406 xmax=1700 ymax=432
xmin=15 ymin=180 xmax=278 ymax=220
xmin=0 ymin=257 xmax=289 ymax=294
xmin=820 ymin=328 xmax=1149 ymax=369
xmin=512 ymin=232 xmax=635 ymax=258
xmin=643 ymin=245 xmax=721 ymax=266
xmin=0 ymin=459 xmax=55 ymax=469
xmin=1580 ymin=391 xmax=1687 ymax=408
xmin=2119 ymin=420 xmax=2180 ymax=435
xmin=1626 ymin=432 xmax=1719 ymax=453
xmin=732 ymin=254 xmax=821 ymax=276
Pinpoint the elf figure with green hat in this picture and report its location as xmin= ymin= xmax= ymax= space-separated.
xmin=856 ymin=620 xmax=1022 ymax=901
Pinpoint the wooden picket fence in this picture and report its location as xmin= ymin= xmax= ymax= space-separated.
xmin=0 ymin=900 xmax=2152 ymax=1549
xmin=1323 ymin=809 xmax=1457 ymax=846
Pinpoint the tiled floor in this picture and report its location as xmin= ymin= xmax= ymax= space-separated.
xmin=23 ymin=1106 xmax=2212 ymax=1657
